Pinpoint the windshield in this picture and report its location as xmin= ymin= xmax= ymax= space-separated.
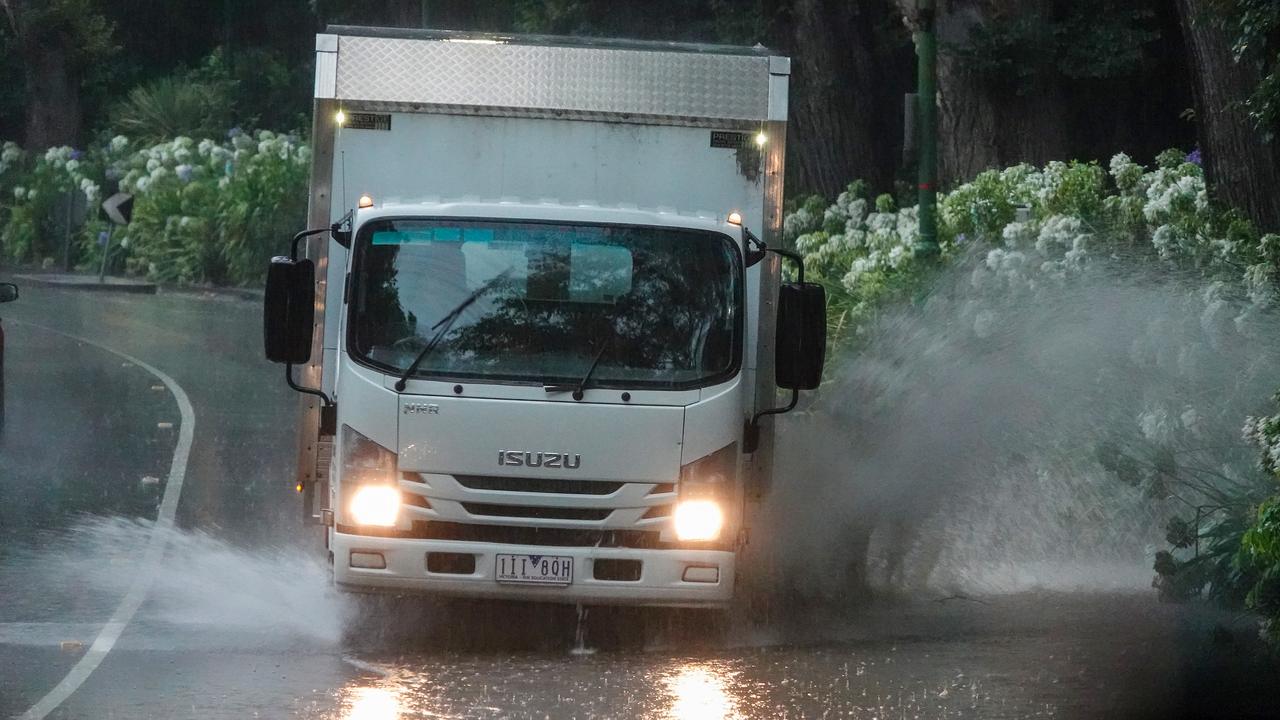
xmin=348 ymin=218 xmax=742 ymax=389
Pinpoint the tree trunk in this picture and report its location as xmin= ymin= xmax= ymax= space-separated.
xmin=4 ymin=0 xmax=82 ymax=150
xmin=1175 ymin=0 xmax=1280 ymax=232
xmin=927 ymin=0 xmax=1071 ymax=184
xmin=22 ymin=36 xmax=80 ymax=150
xmin=782 ymin=0 xmax=912 ymax=198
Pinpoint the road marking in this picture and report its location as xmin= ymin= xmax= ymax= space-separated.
xmin=13 ymin=322 xmax=196 ymax=720
xmin=341 ymin=655 xmax=393 ymax=678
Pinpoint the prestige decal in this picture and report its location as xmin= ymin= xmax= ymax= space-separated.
xmin=498 ymin=451 xmax=582 ymax=469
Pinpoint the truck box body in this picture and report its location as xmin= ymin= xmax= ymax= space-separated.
xmin=296 ymin=27 xmax=790 ymax=606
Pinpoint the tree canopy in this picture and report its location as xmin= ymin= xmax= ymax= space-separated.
xmin=2 ymin=0 xmax=1278 ymax=228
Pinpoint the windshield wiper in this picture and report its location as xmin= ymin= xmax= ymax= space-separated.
xmin=545 ymin=335 xmax=611 ymax=401
xmin=393 ymin=269 xmax=512 ymax=392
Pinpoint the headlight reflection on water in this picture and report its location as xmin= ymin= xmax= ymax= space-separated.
xmin=665 ymin=663 xmax=743 ymax=720
xmin=342 ymin=686 xmax=402 ymax=720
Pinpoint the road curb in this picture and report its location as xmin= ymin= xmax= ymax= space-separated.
xmin=13 ymin=273 xmax=158 ymax=295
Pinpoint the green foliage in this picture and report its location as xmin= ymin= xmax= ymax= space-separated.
xmin=514 ymin=0 xmax=768 ymax=44
xmin=0 ymin=144 xmax=104 ymax=264
xmin=786 ymin=151 xmax=1280 ymax=642
xmin=108 ymin=77 xmax=234 ymax=146
xmin=1213 ymin=0 xmax=1280 ymax=140
xmin=13 ymin=0 xmax=118 ymax=69
xmin=2 ymin=131 xmax=308 ymax=285
xmin=954 ymin=1 xmax=1161 ymax=93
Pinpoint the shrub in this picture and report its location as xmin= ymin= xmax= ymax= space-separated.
xmin=2 ymin=130 xmax=309 ymax=285
xmin=109 ymin=77 xmax=235 ymax=146
xmin=785 ymin=150 xmax=1280 ymax=638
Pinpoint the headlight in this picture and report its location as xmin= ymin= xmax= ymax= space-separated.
xmin=674 ymin=499 xmax=724 ymax=541
xmin=342 ymin=425 xmax=400 ymax=527
xmin=350 ymin=485 xmax=400 ymax=527
xmin=673 ymin=443 xmax=737 ymax=542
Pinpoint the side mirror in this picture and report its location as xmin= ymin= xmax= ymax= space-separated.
xmin=775 ymin=282 xmax=826 ymax=390
xmin=263 ymin=256 xmax=315 ymax=363
xmin=0 ymin=283 xmax=17 ymax=303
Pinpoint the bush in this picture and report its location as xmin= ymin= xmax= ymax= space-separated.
xmin=785 ymin=150 xmax=1280 ymax=638
xmin=1 ymin=144 xmax=104 ymax=264
xmin=109 ymin=77 xmax=235 ymax=146
xmin=2 ymin=130 xmax=309 ymax=285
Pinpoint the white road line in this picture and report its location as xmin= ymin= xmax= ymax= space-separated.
xmin=13 ymin=321 xmax=196 ymax=720
xmin=340 ymin=655 xmax=393 ymax=678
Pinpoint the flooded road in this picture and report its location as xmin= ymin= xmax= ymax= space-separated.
xmin=1 ymin=286 xmax=1277 ymax=719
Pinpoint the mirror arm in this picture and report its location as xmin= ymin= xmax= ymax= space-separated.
xmin=744 ymin=388 xmax=797 ymax=454
xmin=285 ymin=363 xmax=335 ymax=435
xmin=331 ymin=210 xmax=354 ymax=249
xmin=290 ymin=212 xmax=352 ymax=259
xmin=742 ymin=228 xmax=812 ymax=453
xmin=283 ymin=226 xmax=337 ymax=413
xmin=743 ymin=226 xmax=804 ymax=284
xmin=742 ymin=238 xmax=808 ymax=448
xmin=290 ymin=227 xmax=329 ymax=261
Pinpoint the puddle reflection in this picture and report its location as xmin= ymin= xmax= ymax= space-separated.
xmin=664 ymin=663 xmax=743 ymax=720
xmin=342 ymin=686 xmax=402 ymax=720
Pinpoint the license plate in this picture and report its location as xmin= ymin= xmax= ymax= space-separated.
xmin=495 ymin=554 xmax=573 ymax=585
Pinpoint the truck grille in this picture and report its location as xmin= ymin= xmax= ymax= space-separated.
xmin=453 ymin=475 xmax=624 ymax=495
xmin=418 ymin=521 xmax=664 ymax=548
xmin=461 ymin=503 xmax=612 ymax=521
xmin=390 ymin=471 xmax=678 ymax=542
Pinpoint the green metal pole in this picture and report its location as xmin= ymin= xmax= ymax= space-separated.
xmin=915 ymin=0 xmax=939 ymax=257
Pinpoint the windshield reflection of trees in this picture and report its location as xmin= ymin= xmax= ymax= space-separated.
xmin=352 ymin=230 xmax=739 ymax=386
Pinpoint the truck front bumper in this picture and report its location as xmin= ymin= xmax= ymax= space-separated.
xmin=332 ymin=532 xmax=734 ymax=608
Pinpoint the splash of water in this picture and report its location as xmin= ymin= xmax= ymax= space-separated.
xmin=765 ymin=257 xmax=1280 ymax=600
xmin=2 ymin=516 xmax=344 ymax=647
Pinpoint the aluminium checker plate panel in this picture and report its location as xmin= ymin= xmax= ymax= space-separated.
xmin=329 ymin=34 xmax=774 ymax=124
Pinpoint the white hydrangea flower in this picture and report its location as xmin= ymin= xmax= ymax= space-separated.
xmin=1 ymin=141 xmax=22 ymax=164
xmin=110 ymin=135 xmax=130 ymax=153
xmin=1035 ymin=215 xmax=1089 ymax=254
xmin=13 ymin=186 xmax=26 ymax=200
xmin=783 ymin=207 xmax=817 ymax=242
xmin=1002 ymin=221 xmax=1036 ymax=248
xmin=79 ymin=177 xmax=99 ymax=203
xmin=887 ymin=244 xmax=909 ymax=269
xmin=866 ymin=212 xmax=896 ymax=234
xmin=794 ymin=232 xmax=823 ymax=255
xmin=841 ymin=257 xmax=875 ymax=292
xmin=1151 ymin=224 xmax=1179 ymax=259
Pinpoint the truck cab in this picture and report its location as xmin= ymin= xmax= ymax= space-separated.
xmin=263 ymin=27 xmax=824 ymax=608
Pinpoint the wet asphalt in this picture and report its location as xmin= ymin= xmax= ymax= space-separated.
xmin=0 ymin=285 xmax=1277 ymax=719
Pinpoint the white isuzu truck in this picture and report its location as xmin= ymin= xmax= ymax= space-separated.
xmin=263 ymin=26 xmax=825 ymax=608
